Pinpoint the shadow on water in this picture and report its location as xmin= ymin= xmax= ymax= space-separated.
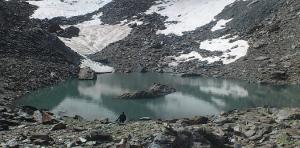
xmin=17 ymin=73 xmax=300 ymax=120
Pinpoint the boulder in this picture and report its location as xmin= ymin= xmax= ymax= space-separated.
xmin=78 ymin=67 xmax=97 ymax=80
xmin=58 ymin=26 xmax=80 ymax=38
xmin=47 ymin=23 xmax=63 ymax=33
xmin=30 ymin=134 xmax=54 ymax=145
xmin=181 ymin=116 xmax=209 ymax=125
xmin=50 ymin=122 xmax=67 ymax=131
xmin=33 ymin=110 xmax=57 ymax=124
xmin=271 ymin=71 xmax=288 ymax=80
xmin=118 ymin=83 xmax=176 ymax=99
xmin=0 ymin=119 xmax=19 ymax=126
xmin=0 ymin=124 xmax=9 ymax=131
xmin=85 ymin=131 xmax=113 ymax=142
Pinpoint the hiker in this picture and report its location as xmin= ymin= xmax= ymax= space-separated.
xmin=116 ymin=112 xmax=126 ymax=123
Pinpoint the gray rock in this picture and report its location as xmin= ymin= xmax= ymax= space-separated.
xmin=252 ymin=41 xmax=267 ymax=49
xmin=254 ymin=56 xmax=270 ymax=61
xmin=4 ymin=138 xmax=18 ymax=148
xmin=50 ymin=122 xmax=67 ymax=131
xmin=271 ymin=71 xmax=288 ymax=80
xmin=33 ymin=110 xmax=57 ymax=124
xmin=0 ymin=119 xmax=19 ymax=126
xmin=276 ymin=109 xmax=300 ymax=122
xmin=244 ymin=129 xmax=256 ymax=137
xmin=78 ymin=67 xmax=97 ymax=80
xmin=181 ymin=116 xmax=209 ymax=125
xmin=85 ymin=131 xmax=113 ymax=142
xmin=30 ymin=134 xmax=54 ymax=145
xmin=0 ymin=124 xmax=9 ymax=131
xmin=58 ymin=26 xmax=80 ymax=38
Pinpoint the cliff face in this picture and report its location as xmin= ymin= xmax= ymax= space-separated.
xmin=0 ymin=1 xmax=81 ymax=107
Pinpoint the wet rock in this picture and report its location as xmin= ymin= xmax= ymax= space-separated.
xmin=180 ymin=73 xmax=202 ymax=77
xmin=85 ymin=131 xmax=113 ymax=142
xmin=118 ymin=83 xmax=176 ymax=99
xmin=78 ymin=67 xmax=97 ymax=80
xmin=50 ymin=122 xmax=67 ymax=131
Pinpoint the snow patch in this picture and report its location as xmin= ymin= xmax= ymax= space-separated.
xmin=211 ymin=19 xmax=233 ymax=32
xmin=146 ymin=0 xmax=236 ymax=36
xmin=60 ymin=21 xmax=132 ymax=55
xmin=28 ymin=0 xmax=113 ymax=19
xmin=167 ymin=35 xmax=249 ymax=65
xmin=58 ymin=14 xmax=134 ymax=73
xmin=80 ymin=58 xmax=114 ymax=73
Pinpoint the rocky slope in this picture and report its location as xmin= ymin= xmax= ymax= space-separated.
xmin=0 ymin=0 xmax=81 ymax=108
xmin=88 ymin=0 xmax=300 ymax=84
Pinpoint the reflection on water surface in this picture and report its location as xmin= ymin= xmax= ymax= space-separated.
xmin=18 ymin=73 xmax=300 ymax=120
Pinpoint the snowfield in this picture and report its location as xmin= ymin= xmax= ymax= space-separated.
xmin=146 ymin=0 xmax=236 ymax=36
xmin=27 ymin=0 xmax=112 ymax=19
xmin=59 ymin=14 xmax=132 ymax=55
xmin=28 ymin=0 xmax=135 ymax=73
xmin=211 ymin=19 xmax=233 ymax=32
xmin=168 ymin=35 xmax=249 ymax=65
xmin=29 ymin=0 xmax=250 ymax=71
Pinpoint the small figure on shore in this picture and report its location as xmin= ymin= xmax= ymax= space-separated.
xmin=116 ymin=112 xmax=126 ymax=123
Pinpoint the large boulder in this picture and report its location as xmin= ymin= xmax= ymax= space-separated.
xmin=78 ymin=67 xmax=97 ymax=80
xmin=58 ymin=26 xmax=80 ymax=38
xmin=271 ymin=71 xmax=288 ymax=80
xmin=30 ymin=134 xmax=54 ymax=145
xmin=118 ymin=83 xmax=176 ymax=99
xmin=85 ymin=131 xmax=113 ymax=142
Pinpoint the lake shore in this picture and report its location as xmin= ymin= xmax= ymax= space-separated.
xmin=1 ymin=106 xmax=300 ymax=147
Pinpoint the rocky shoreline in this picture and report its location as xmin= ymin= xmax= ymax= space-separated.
xmin=1 ymin=106 xmax=300 ymax=147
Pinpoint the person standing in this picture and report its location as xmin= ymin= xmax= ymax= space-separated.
xmin=116 ymin=112 xmax=126 ymax=123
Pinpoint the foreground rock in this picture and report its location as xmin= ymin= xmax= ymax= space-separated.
xmin=118 ymin=83 xmax=176 ymax=99
xmin=78 ymin=67 xmax=97 ymax=80
xmin=1 ymin=107 xmax=299 ymax=147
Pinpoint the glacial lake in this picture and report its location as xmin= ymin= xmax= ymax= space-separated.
xmin=18 ymin=73 xmax=300 ymax=120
